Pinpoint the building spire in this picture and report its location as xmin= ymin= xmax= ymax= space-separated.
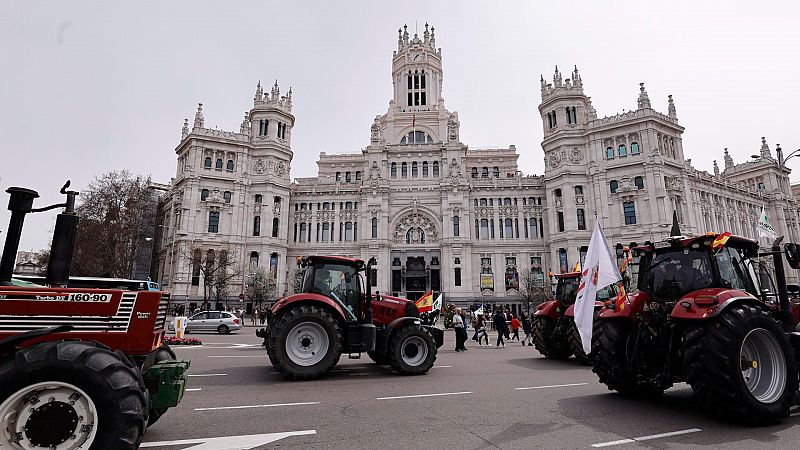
xmin=398 ymin=27 xmax=403 ymax=50
xmin=553 ymin=65 xmax=562 ymax=87
xmin=193 ymin=103 xmax=204 ymax=129
xmin=287 ymin=87 xmax=293 ymax=108
xmin=403 ymin=24 xmax=409 ymax=44
xmin=668 ymin=95 xmax=677 ymax=120
xmin=760 ymin=136 xmax=772 ymax=159
xmin=423 ymin=22 xmax=430 ymax=42
xmin=429 ymin=25 xmax=435 ymax=48
xmin=637 ymin=82 xmax=651 ymax=109
xmin=586 ymin=97 xmax=597 ymax=120
xmin=181 ymin=118 xmax=189 ymax=139
xmin=723 ymin=147 xmax=734 ymax=170
xmin=271 ymin=80 xmax=279 ymax=100
xmin=713 ymin=160 xmax=720 ymax=177
xmin=240 ymin=112 xmax=250 ymax=134
xmin=254 ymin=80 xmax=263 ymax=103
xmin=572 ymin=65 xmax=582 ymax=88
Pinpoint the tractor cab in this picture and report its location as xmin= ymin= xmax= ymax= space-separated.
xmin=634 ymin=234 xmax=761 ymax=302
xmin=301 ymin=256 xmax=365 ymax=322
xmin=554 ymin=272 xmax=580 ymax=307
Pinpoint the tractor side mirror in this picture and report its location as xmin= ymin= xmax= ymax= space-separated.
xmin=785 ymin=243 xmax=800 ymax=269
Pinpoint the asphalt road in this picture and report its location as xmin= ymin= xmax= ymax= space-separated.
xmin=142 ymin=326 xmax=800 ymax=449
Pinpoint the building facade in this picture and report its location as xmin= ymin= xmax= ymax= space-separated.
xmin=153 ymin=24 xmax=799 ymax=308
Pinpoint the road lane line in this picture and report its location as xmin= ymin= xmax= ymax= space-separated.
xmin=433 ymin=365 xmax=452 ymax=368
xmin=195 ymin=401 xmax=320 ymax=411
xmin=377 ymin=391 xmax=472 ymax=400
xmin=515 ymin=383 xmax=589 ymax=390
xmin=140 ymin=430 xmax=317 ymax=448
xmin=206 ymin=355 xmax=263 ymax=358
xmin=188 ymin=373 xmax=227 ymax=377
xmin=591 ymin=428 xmax=702 ymax=447
xmin=185 ymin=388 xmax=202 ymax=392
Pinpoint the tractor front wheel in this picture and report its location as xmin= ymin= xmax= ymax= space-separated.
xmin=684 ymin=304 xmax=797 ymax=424
xmin=532 ymin=315 xmax=572 ymax=359
xmin=267 ymin=305 xmax=342 ymax=380
xmin=388 ymin=324 xmax=437 ymax=375
xmin=0 ymin=341 xmax=148 ymax=450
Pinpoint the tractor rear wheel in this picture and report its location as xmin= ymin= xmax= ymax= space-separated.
xmin=568 ymin=318 xmax=592 ymax=365
xmin=388 ymin=324 xmax=437 ymax=375
xmin=267 ymin=305 xmax=342 ymax=380
xmin=592 ymin=319 xmax=663 ymax=397
xmin=0 ymin=340 xmax=148 ymax=450
xmin=367 ymin=351 xmax=390 ymax=365
xmin=146 ymin=345 xmax=176 ymax=427
xmin=684 ymin=304 xmax=797 ymax=424
xmin=532 ymin=315 xmax=572 ymax=359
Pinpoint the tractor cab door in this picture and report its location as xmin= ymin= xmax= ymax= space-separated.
xmin=304 ymin=262 xmax=362 ymax=322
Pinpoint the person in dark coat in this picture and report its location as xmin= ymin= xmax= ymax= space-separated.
xmin=521 ymin=313 xmax=533 ymax=346
xmin=493 ymin=309 xmax=508 ymax=347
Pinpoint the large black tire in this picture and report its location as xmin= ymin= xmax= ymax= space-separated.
xmin=147 ymin=345 xmax=177 ymax=427
xmin=367 ymin=351 xmax=390 ymax=365
xmin=592 ymin=319 xmax=663 ymax=397
xmin=388 ymin=324 xmax=437 ymax=375
xmin=532 ymin=315 xmax=572 ymax=359
xmin=0 ymin=340 xmax=148 ymax=449
xmin=684 ymin=304 xmax=798 ymax=424
xmin=267 ymin=305 xmax=342 ymax=380
xmin=568 ymin=318 xmax=592 ymax=365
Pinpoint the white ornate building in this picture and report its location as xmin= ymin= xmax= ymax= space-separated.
xmin=153 ymin=23 xmax=799 ymax=309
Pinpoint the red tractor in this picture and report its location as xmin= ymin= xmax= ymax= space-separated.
xmin=532 ymin=272 xmax=615 ymax=363
xmin=257 ymin=255 xmax=444 ymax=380
xmin=592 ymin=233 xmax=800 ymax=424
xmin=0 ymin=183 xmax=189 ymax=449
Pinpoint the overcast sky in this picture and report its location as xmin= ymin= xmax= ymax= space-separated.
xmin=2 ymin=0 xmax=799 ymax=252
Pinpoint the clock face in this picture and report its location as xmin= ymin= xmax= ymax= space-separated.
xmin=412 ymin=52 xmax=421 ymax=62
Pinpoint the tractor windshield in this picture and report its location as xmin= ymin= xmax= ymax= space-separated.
xmin=303 ymin=263 xmax=361 ymax=317
xmin=642 ymin=248 xmax=714 ymax=301
xmin=556 ymin=277 xmax=579 ymax=306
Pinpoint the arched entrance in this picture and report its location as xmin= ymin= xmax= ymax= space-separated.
xmin=389 ymin=210 xmax=441 ymax=300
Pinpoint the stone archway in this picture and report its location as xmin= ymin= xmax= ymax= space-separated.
xmin=391 ymin=211 xmax=439 ymax=245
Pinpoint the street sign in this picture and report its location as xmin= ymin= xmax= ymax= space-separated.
xmin=140 ymin=430 xmax=316 ymax=449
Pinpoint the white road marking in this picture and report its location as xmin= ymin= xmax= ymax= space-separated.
xmin=376 ymin=391 xmax=472 ymax=400
xmin=194 ymin=401 xmax=320 ymax=411
xmin=433 ymin=365 xmax=452 ymax=368
xmin=591 ymin=428 xmax=702 ymax=447
xmin=515 ymin=382 xmax=589 ymax=390
xmin=140 ymin=430 xmax=316 ymax=449
xmin=185 ymin=388 xmax=202 ymax=392
xmin=206 ymin=355 xmax=263 ymax=358
xmin=187 ymin=373 xmax=227 ymax=377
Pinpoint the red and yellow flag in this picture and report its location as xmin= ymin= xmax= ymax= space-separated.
xmin=711 ymin=231 xmax=731 ymax=252
xmin=615 ymin=283 xmax=627 ymax=310
xmin=415 ymin=290 xmax=433 ymax=313
xmin=573 ymin=261 xmax=581 ymax=272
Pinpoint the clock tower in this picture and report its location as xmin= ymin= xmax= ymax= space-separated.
xmin=392 ymin=23 xmax=443 ymax=113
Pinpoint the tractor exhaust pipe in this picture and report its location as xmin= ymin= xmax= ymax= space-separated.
xmin=0 ymin=188 xmax=40 ymax=284
xmin=364 ymin=257 xmax=377 ymax=325
xmin=771 ymin=236 xmax=794 ymax=332
xmin=45 ymin=183 xmax=79 ymax=286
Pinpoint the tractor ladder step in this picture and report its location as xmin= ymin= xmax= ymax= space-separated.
xmin=348 ymin=352 xmax=361 ymax=359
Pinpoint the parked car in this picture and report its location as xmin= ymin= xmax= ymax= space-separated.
xmin=168 ymin=311 xmax=242 ymax=334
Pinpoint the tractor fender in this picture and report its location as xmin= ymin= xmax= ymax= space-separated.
xmin=0 ymin=325 xmax=73 ymax=357
xmin=533 ymin=300 xmax=561 ymax=320
xmin=563 ymin=301 xmax=605 ymax=318
xmin=376 ymin=317 xmax=423 ymax=354
xmin=670 ymin=288 xmax=765 ymax=320
xmin=597 ymin=291 xmax=648 ymax=320
xmin=271 ymin=293 xmax=351 ymax=322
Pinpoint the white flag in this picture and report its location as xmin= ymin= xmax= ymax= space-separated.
xmin=574 ymin=222 xmax=622 ymax=355
xmin=432 ymin=293 xmax=443 ymax=311
xmin=757 ymin=205 xmax=777 ymax=240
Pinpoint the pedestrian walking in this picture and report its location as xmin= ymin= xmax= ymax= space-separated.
xmin=252 ymin=308 xmax=259 ymax=325
xmin=473 ymin=314 xmax=489 ymax=345
xmin=521 ymin=313 xmax=533 ymax=346
xmin=452 ymin=308 xmax=467 ymax=351
xmin=493 ymin=309 xmax=507 ymax=347
xmin=510 ymin=314 xmax=521 ymax=342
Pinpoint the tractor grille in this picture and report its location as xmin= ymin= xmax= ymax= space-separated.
xmin=0 ymin=292 xmax=138 ymax=332
xmin=154 ymin=293 xmax=170 ymax=331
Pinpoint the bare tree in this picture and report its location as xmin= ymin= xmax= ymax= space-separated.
xmin=245 ymin=266 xmax=277 ymax=310
xmin=289 ymin=267 xmax=305 ymax=294
xmin=72 ymin=171 xmax=156 ymax=278
xmin=180 ymin=245 xmax=241 ymax=310
xmin=517 ymin=268 xmax=553 ymax=315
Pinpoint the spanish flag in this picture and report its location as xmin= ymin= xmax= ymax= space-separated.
xmin=711 ymin=231 xmax=731 ymax=252
xmin=615 ymin=283 xmax=627 ymax=310
xmin=415 ymin=290 xmax=434 ymax=313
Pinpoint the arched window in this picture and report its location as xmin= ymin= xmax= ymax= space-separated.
xmin=493 ymin=166 xmax=500 ymax=178
xmin=223 ymin=191 xmax=231 ymax=203
xmin=606 ymin=147 xmax=614 ymax=159
xmin=432 ymin=161 xmax=439 ymax=177
xmin=249 ymin=251 xmax=259 ymax=267
xmin=226 ymin=159 xmax=234 ymax=172
xmin=481 ymin=167 xmax=489 ymax=178
xmin=559 ymin=248 xmax=568 ymax=273
xmin=204 ymin=157 xmax=212 ymax=168
xmin=422 ymin=161 xmax=429 ymax=177
xmin=610 ymin=180 xmax=618 ymax=194
xmin=345 ymin=201 xmax=353 ymax=210
xmin=412 ymin=161 xmax=418 ymax=177
xmin=272 ymin=218 xmax=279 ymax=237
xmin=322 ymin=202 xmax=330 ymax=210
xmin=391 ymin=163 xmax=397 ymax=178
xmin=503 ymin=197 xmax=512 ymax=206
xmin=401 ymin=162 xmax=408 ymax=178
xmin=631 ymin=142 xmax=640 ymax=154
xmin=453 ymin=216 xmax=460 ymax=237
xmin=201 ymin=189 xmax=209 ymax=200
xmin=253 ymin=216 xmax=261 ymax=236
xmin=479 ymin=198 xmax=488 ymax=206
xmin=634 ymin=176 xmax=644 ymax=190
xmin=406 ymin=227 xmax=426 ymax=244
xmin=471 ymin=167 xmax=478 ymax=178
xmin=504 ymin=218 xmax=514 ymax=238
xmin=618 ymin=144 xmax=627 ymax=156
xmin=215 ymin=158 xmax=223 ymax=169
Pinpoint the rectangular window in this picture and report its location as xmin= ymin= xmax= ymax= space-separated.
xmin=453 ymin=216 xmax=460 ymax=237
xmin=623 ymin=201 xmax=637 ymax=225
xmin=208 ymin=211 xmax=220 ymax=233
xmin=504 ymin=219 xmax=513 ymax=238
xmin=272 ymin=218 xmax=279 ymax=238
xmin=479 ymin=219 xmax=489 ymax=239
xmin=371 ymin=218 xmax=378 ymax=238
xmin=421 ymin=92 xmax=426 ymax=105
xmin=414 ymin=92 xmax=419 ymax=106
xmin=191 ymin=257 xmax=201 ymax=286
xmin=253 ymin=216 xmax=260 ymax=236
xmin=529 ymin=219 xmax=538 ymax=240
xmin=370 ymin=268 xmax=378 ymax=287
xmin=490 ymin=219 xmax=495 ymax=239
xmin=408 ymin=93 xmax=412 ymax=106
xmin=322 ymin=222 xmax=330 ymax=241
xmin=454 ymin=268 xmax=462 ymax=287
xmin=345 ymin=222 xmax=354 ymax=241
xmin=557 ymin=211 xmax=565 ymax=232
xmin=299 ymin=223 xmax=307 ymax=242
xmin=577 ymin=208 xmax=586 ymax=230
